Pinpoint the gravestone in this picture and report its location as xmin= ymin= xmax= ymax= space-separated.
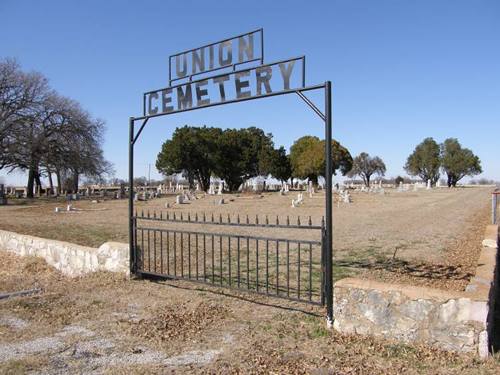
xmin=427 ymin=179 xmax=431 ymax=190
xmin=176 ymin=195 xmax=184 ymax=204
xmin=291 ymin=192 xmax=304 ymax=207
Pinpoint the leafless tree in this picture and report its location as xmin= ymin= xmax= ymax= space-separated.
xmin=0 ymin=59 xmax=113 ymax=196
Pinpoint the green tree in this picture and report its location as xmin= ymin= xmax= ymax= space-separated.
xmin=404 ymin=137 xmax=441 ymax=186
xmin=258 ymin=146 xmax=292 ymax=183
xmin=441 ymin=138 xmax=481 ymax=187
xmin=156 ymin=126 xmax=221 ymax=191
xmin=289 ymin=136 xmax=352 ymax=185
xmin=213 ymin=127 xmax=275 ymax=191
xmin=347 ymin=152 xmax=386 ymax=187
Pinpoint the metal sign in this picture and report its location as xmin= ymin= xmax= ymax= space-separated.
xmin=169 ymin=29 xmax=264 ymax=84
xmin=145 ymin=56 xmax=304 ymax=116
xmin=143 ymin=29 xmax=306 ymax=117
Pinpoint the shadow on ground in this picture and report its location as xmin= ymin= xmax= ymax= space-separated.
xmin=336 ymin=258 xmax=473 ymax=281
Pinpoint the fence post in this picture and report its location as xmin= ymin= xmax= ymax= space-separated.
xmin=321 ymin=220 xmax=326 ymax=306
xmin=493 ymin=193 xmax=498 ymax=225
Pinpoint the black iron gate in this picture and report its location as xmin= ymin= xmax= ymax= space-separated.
xmin=133 ymin=210 xmax=326 ymax=305
xmin=129 ymin=28 xmax=335 ymax=324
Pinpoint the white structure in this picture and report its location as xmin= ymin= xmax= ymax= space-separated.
xmin=291 ymin=193 xmax=304 ymax=208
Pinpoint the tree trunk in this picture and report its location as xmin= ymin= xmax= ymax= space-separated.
xmin=56 ymin=169 xmax=62 ymax=195
xmin=198 ymin=173 xmax=210 ymax=192
xmin=47 ymin=168 xmax=54 ymax=195
xmin=26 ymin=168 xmax=35 ymax=198
xmin=310 ymin=175 xmax=318 ymax=186
xmin=35 ymin=169 xmax=42 ymax=194
xmin=72 ymin=172 xmax=79 ymax=193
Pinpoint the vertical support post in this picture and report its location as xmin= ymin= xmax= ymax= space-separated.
xmin=321 ymin=219 xmax=326 ymax=306
xmin=324 ymin=81 xmax=334 ymax=327
xmin=129 ymin=117 xmax=135 ymax=274
xmin=493 ymin=193 xmax=497 ymax=225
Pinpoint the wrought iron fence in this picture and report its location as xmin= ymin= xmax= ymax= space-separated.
xmin=133 ymin=210 xmax=325 ymax=305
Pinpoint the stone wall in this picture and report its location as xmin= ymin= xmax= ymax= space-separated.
xmin=0 ymin=230 xmax=129 ymax=277
xmin=333 ymin=225 xmax=499 ymax=357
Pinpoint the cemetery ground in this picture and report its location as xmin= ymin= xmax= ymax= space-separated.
xmin=0 ymin=186 xmax=498 ymax=373
xmin=0 ymin=186 xmax=492 ymax=291
xmin=1 ymin=251 xmax=500 ymax=374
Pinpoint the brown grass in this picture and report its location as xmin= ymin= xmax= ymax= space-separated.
xmin=0 ymin=186 xmax=492 ymax=291
xmin=1 ymin=252 xmax=499 ymax=374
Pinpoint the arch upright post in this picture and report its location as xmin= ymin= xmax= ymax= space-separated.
xmin=129 ymin=117 xmax=135 ymax=274
xmin=324 ymin=81 xmax=333 ymax=327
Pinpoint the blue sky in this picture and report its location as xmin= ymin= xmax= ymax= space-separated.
xmin=1 ymin=0 xmax=499 ymax=185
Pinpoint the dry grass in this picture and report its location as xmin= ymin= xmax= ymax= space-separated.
xmin=0 ymin=252 xmax=499 ymax=374
xmin=0 ymin=186 xmax=492 ymax=291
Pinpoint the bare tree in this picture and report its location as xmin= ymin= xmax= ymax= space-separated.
xmin=347 ymin=152 xmax=386 ymax=187
xmin=1 ymin=60 xmax=113 ymax=196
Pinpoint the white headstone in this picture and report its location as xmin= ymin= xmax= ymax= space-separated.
xmin=427 ymin=179 xmax=431 ymax=190
xmin=176 ymin=195 xmax=184 ymax=204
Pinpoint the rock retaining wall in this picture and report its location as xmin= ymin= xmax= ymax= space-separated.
xmin=0 ymin=230 xmax=129 ymax=277
xmin=333 ymin=225 xmax=499 ymax=357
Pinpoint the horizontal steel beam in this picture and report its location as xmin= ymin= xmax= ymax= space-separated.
xmin=136 ymin=270 xmax=322 ymax=306
xmin=136 ymin=226 xmax=322 ymax=245
xmin=135 ymin=215 xmax=322 ymax=230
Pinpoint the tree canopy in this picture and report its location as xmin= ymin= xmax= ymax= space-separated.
xmin=259 ymin=146 xmax=292 ymax=183
xmin=347 ymin=152 xmax=386 ymax=187
xmin=441 ymin=138 xmax=481 ymax=187
xmin=404 ymin=137 xmax=441 ymax=185
xmin=156 ymin=126 xmax=221 ymax=191
xmin=156 ymin=126 xmax=282 ymax=192
xmin=0 ymin=58 xmax=112 ymax=196
xmin=289 ymin=136 xmax=352 ymax=185
xmin=405 ymin=137 xmax=482 ymax=187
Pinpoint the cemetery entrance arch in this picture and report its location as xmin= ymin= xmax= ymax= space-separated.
xmin=129 ymin=29 xmax=335 ymax=325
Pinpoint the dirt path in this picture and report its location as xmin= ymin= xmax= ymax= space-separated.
xmin=0 ymin=252 xmax=499 ymax=374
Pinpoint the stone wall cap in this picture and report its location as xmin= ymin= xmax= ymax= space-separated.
xmin=0 ymin=229 xmax=95 ymax=253
xmin=482 ymin=225 xmax=498 ymax=248
xmin=334 ymin=277 xmax=479 ymax=301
